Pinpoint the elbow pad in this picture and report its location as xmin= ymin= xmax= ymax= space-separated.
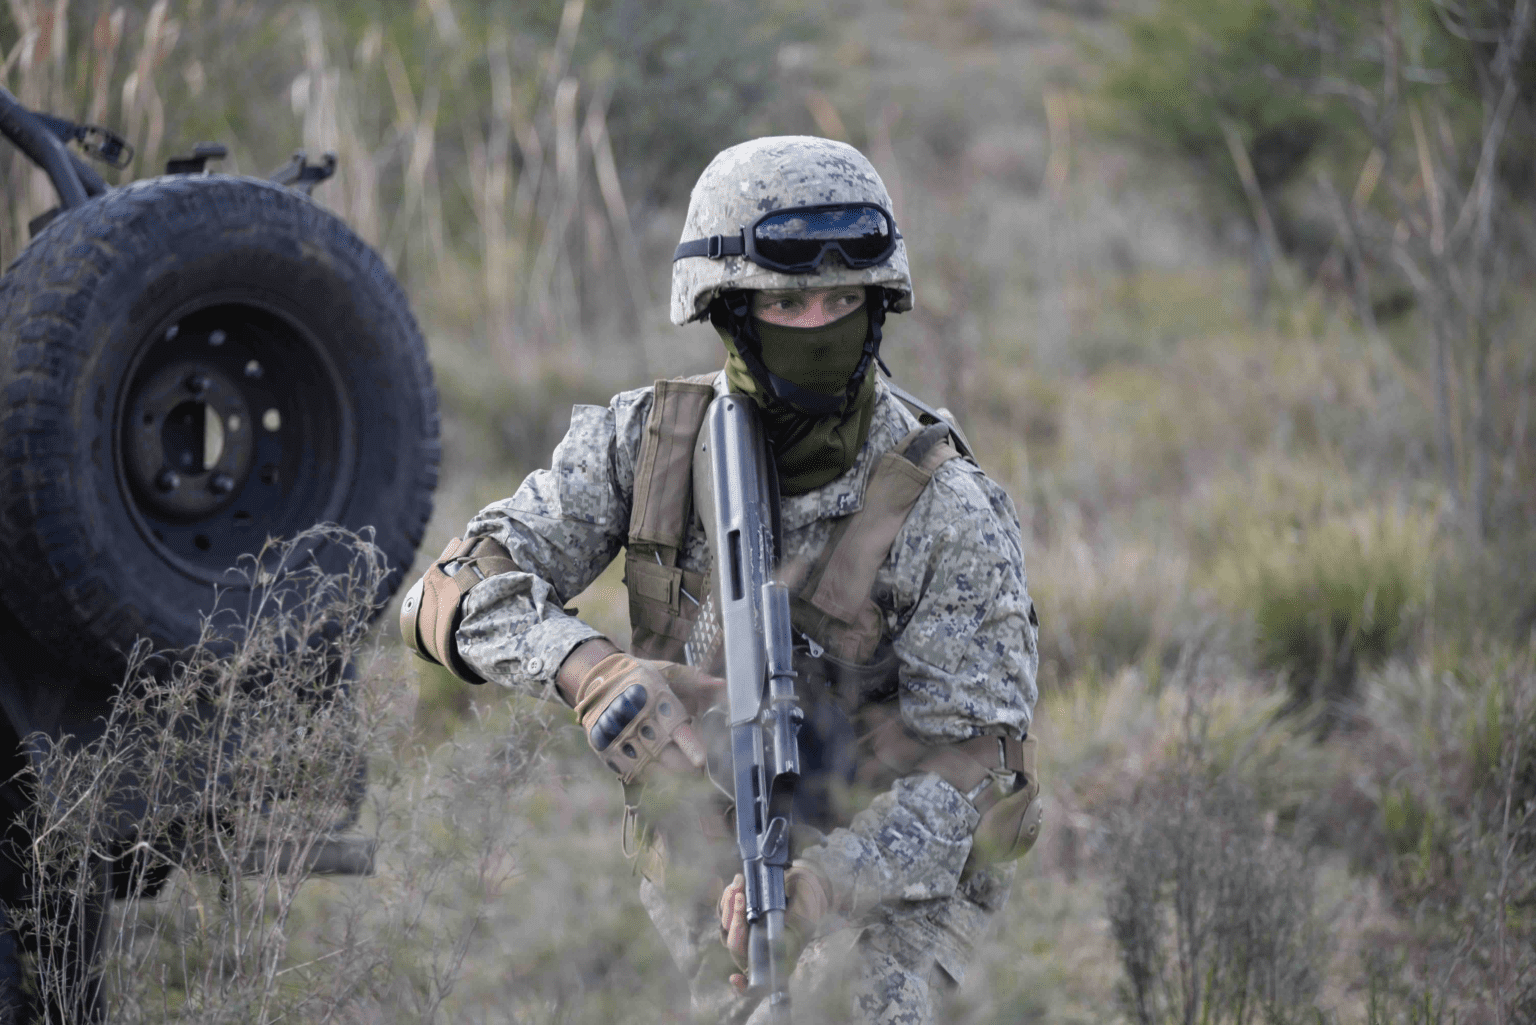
xmin=400 ymin=535 xmax=518 ymax=683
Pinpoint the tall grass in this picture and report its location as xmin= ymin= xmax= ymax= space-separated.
xmin=1228 ymin=509 xmax=1432 ymax=718
xmin=2 ymin=0 xmax=668 ymax=375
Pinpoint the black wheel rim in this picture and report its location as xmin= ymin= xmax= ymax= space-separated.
xmin=116 ymin=296 xmax=357 ymax=583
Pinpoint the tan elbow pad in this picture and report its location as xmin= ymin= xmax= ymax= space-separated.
xmin=400 ymin=535 xmax=518 ymax=684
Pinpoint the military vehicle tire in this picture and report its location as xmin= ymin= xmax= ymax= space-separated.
xmin=0 ymin=175 xmax=439 ymax=674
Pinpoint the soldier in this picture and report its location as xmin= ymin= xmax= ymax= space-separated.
xmin=403 ymin=136 xmax=1041 ymax=1023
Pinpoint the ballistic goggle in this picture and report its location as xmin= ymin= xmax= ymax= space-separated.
xmin=673 ymin=202 xmax=901 ymax=275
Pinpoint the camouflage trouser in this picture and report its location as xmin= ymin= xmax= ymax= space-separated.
xmin=638 ymin=863 xmax=1013 ymax=1025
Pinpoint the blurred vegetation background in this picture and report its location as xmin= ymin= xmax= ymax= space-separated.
xmin=3 ymin=0 xmax=1534 ymax=1021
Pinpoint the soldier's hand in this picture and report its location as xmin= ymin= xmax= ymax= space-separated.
xmin=718 ymin=863 xmax=833 ymax=993
xmin=719 ymin=873 xmax=750 ymax=993
xmin=646 ymin=659 xmax=724 ymax=774
xmin=559 ymin=640 xmax=722 ymax=783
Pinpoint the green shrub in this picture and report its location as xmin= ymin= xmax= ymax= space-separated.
xmin=1097 ymin=0 xmax=1342 ymax=213
xmin=1234 ymin=509 xmax=1430 ymax=714
xmin=1378 ymin=785 xmax=1453 ymax=894
xmin=1433 ymin=523 xmax=1536 ymax=647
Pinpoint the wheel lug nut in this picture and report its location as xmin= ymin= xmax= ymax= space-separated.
xmin=185 ymin=372 xmax=211 ymax=395
xmin=209 ymin=472 xmax=236 ymax=496
xmin=156 ymin=469 xmax=181 ymax=492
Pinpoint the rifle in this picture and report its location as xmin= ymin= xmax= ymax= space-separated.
xmin=692 ymin=393 xmax=802 ymax=1023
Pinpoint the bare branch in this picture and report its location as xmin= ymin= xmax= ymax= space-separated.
xmin=1318 ymin=170 xmax=1379 ymax=330
xmin=1448 ymin=72 xmax=1525 ymax=251
xmin=1219 ymin=116 xmax=1291 ymax=289
xmin=1492 ymin=0 xmax=1536 ymax=80
xmin=1410 ymin=103 xmax=1447 ymax=255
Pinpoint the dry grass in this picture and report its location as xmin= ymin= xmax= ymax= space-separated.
xmin=13 ymin=527 xmax=576 ymax=1023
xmin=1107 ymin=766 xmax=1326 ymax=1025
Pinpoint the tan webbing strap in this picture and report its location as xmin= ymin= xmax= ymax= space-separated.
xmin=916 ymin=736 xmax=1028 ymax=815
xmin=629 ymin=377 xmax=717 ymax=551
xmin=624 ymin=374 xmax=717 ymax=661
xmin=851 ymin=701 xmax=1040 ymax=868
xmin=854 ymin=703 xmax=1028 ymax=814
xmin=805 ymin=424 xmax=961 ymax=625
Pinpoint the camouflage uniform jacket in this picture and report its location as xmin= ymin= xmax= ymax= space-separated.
xmin=456 ymin=374 xmax=1038 ymax=984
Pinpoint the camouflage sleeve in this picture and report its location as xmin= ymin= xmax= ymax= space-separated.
xmin=889 ymin=459 xmax=1037 ymax=742
xmin=798 ymin=772 xmax=981 ymax=921
xmin=454 ymin=387 xmax=654 ymax=694
xmin=800 ymin=458 xmax=1037 ymax=918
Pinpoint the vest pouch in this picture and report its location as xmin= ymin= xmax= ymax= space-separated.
xmin=623 ymin=552 xmax=707 ymax=662
xmin=967 ymin=735 xmax=1042 ymax=869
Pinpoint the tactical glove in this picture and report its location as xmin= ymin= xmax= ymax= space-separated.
xmin=562 ymin=643 xmax=712 ymax=783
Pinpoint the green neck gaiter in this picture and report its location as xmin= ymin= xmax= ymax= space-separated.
xmin=719 ymin=306 xmax=878 ymax=495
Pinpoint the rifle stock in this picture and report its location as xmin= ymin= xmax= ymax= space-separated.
xmin=693 ymin=394 xmax=802 ymax=1023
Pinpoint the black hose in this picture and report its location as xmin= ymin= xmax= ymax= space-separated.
xmin=0 ymin=86 xmax=88 ymax=208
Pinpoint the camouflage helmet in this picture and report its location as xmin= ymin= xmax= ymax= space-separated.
xmin=669 ymin=136 xmax=914 ymax=325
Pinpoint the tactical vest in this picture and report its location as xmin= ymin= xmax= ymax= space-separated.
xmin=622 ymin=373 xmax=961 ymax=693
xmin=622 ymin=374 xmax=1042 ymax=877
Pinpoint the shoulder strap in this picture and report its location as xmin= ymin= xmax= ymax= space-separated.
xmin=800 ymin=422 xmax=960 ymax=629
xmin=882 ymin=377 xmax=975 ymax=462
xmin=628 ymin=374 xmax=717 ymax=555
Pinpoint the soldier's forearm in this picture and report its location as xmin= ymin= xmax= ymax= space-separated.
xmin=554 ymin=636 xmax=622 ymax=706
xmin=456 ymin=580 xmax=607 ymax=693
xmin=796 ymin=772 xmax=979 ymax=921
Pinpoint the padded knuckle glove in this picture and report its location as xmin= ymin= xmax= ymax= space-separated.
xmin=572 ymin=653 xmax=703 ymax=783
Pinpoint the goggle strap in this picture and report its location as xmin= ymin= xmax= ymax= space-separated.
xmin=675 ymin=205 xmax=900 ymax=270
xmin=673 ymin=233 xmax=746 ymax=262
